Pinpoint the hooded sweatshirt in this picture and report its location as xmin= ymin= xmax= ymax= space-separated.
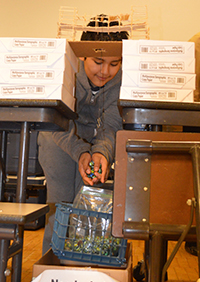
xmin=52 ymin=60 xmax=123 ymax=164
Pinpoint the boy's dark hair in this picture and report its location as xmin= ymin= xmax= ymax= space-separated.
xmin=81 ymin=14 xmax=129 ymax=41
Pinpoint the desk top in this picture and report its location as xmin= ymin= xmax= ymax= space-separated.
xmin=0 ymin=203 xmax=49 ymax=225
xmin=0 ymin=99 xmax=77 ymax=120
xmin=119 ymin=99 xmax=200 ymax=111
xmin=119 ymin=100 xmax=200 ymax=127
xmin=0 ymin=99 xmax=78 ymax=131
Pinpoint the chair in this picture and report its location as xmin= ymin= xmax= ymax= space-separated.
xmin=113 ymin=130 xmax=200 ymax=282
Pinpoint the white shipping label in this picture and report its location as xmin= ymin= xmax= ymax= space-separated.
xmin=140 ymin=73 xmax=185 ymax=85
xmin=122 ymin=55 xmax=195 ymax=73
xmin=12 ymin=39 xmax=56 ymax=49
xmin=1 ymin=86 xmax=44 ymax=95
xmin=5 ymin=54 xmax=48 ymax=64
xmin=120 ymin=86 xmax=194 ymax=102
xmin=131 ymin=90 xmax=177 ymax=99
xmin=123 ymin=39 xmax=195 ymax=57
xmin=10 ymin=70 xmax=54 ymax=79
xmin=139 ymin=45 xmax=185 ymax=55
xmin=139 ymin=61 xmax=185 ymax=71
xmin=121 ymin=70 xmax=196 ymax=89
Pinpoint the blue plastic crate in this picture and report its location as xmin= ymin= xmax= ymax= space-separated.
xmin=51 ymin=202 xmax=127 ymax=267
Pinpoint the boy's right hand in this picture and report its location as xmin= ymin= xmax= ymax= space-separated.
xmin=78 ymin=152 xmax=94 ymax=186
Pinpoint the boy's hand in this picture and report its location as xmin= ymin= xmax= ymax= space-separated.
xmin=92 ymin=153 xmax=108 ymax=184
xmin=78 ymin=152 xmax=94 ymax=186
xmin=78 ymin=152 xmax=109 ymax=185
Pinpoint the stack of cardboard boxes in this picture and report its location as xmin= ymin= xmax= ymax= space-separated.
xmin=0 ymin=37 xmax=78 ymax=111
xmin=120 ymin=39 xmax=196 ymax=103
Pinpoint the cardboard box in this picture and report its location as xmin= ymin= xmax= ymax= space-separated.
xmin=0 ymin=38 xmax=78 ymax=72
xmin=63 ymin=69 xmax=75 ymax=95
xmin=62 ymin=55 xmax=76 ymax=86
xmin=122 ymin=55 xmax=195 ymax=73
xmin=120 ymin=86 xmax=194 ymax=102
xmin=33 ymin=269 xmax=119 ymax=282
xmin=32 ymin=245 xmax=132 ymax=282
xmin=0 ymin=84 xmax=75 ymax=111
xmin=0 ymin=68 xmax=74 ymax=87
xmin=122 ymin=39 xmax=195 ymax=57
xmin=1 ymin=52 xmax=77 ymax=71
xmin=69 ymin=41 xmax=122 ymax=57
xmin=122 ymin=70 xmax=196 ymax=89
xmin=68 ymin=41 xmax=123 ymax=57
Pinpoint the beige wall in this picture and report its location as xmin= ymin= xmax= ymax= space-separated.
xmin=0 ymin=0 xmax=200 ymax=41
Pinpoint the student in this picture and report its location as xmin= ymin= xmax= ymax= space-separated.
xmin=38 ymin=14 xmax=129 ymax=254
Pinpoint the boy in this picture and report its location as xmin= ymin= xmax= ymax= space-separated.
xmin=38 ymin=14 xmax=129 ymax=254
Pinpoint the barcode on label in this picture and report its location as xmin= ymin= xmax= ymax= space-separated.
xmin=168 ymin=92 xmax=176 ymax=98
xmin=141 ymin=47 xmax=148 ymax=53
xmin=39 ymin=55 xmax=47 ymax=61
xmin=36 ymin=87 xmax=43 ymax=93
xmin=140 ymin=63 xmax=148 ymax=69
xmin=177 ymin=77 xmax=185 ymax=83
xmin=48 ymin=41 xmax=55 ymax=47
xmin=45 ymin=72 xmax=53 ymax=78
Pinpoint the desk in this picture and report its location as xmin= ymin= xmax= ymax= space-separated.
xmin=0 ymin=99 xmax=76 ymax=282
xmin=0 ymin=203 xmax=49 ymax=225
xmin=114 ymin=100 xmax=200 ymax=282
xmin=0 ymin=203 xmax=49 ymax=281
xmin=0 ymin=99 xmax=77 ymax=203
xmin=120 ymin=99 xmax=200 ymax=128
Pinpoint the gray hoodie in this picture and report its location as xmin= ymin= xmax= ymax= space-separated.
xmin=52 ymin=60 xmax=123 ymax=164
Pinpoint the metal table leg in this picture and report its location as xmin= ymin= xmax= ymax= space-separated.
xmin=147 ymin=233 xmax=167 ymax=282
xmin=190 ymin=145 xmax=200 ymax=277
xmin=11 ymin=226 xmax=24 ymax=282
xmin=0 ymin=132 xmax=10 ymax=282
xmin=0 ymin=131 xmax=7 ymax=202
xmin=12 ymin=121 xmax=30 ymax=282
xmin=0 ymin=224 xmax=16 ymax=282
xmin=0 ymin=239 xmax=10 ymax=282
xmin=16 ymin=121 xmax=30 ymax=203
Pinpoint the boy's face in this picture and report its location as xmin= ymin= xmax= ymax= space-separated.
xmin=83 ymin=57 xmax=121 ymax=87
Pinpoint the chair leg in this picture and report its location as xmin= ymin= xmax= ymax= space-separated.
xmin=146 ymin=232 xmax=167 ymax=282
xmin=11 ymin=225 xmax=24 ymax=282
xmin=0 ymin=239 xmax=10 ymax=282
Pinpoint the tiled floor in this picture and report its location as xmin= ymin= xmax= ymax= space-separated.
xmin=132 ymin=240 xmax=199 ymax=282
xmin=5 ymin=227 xmax=200 ymax=282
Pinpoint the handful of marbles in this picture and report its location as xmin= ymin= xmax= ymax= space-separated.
xmin=87 ymin=161 xmax=102 ymax=179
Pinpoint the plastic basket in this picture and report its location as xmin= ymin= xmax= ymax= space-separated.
xmin=51 ymin=202 xmax=127 ymax=267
